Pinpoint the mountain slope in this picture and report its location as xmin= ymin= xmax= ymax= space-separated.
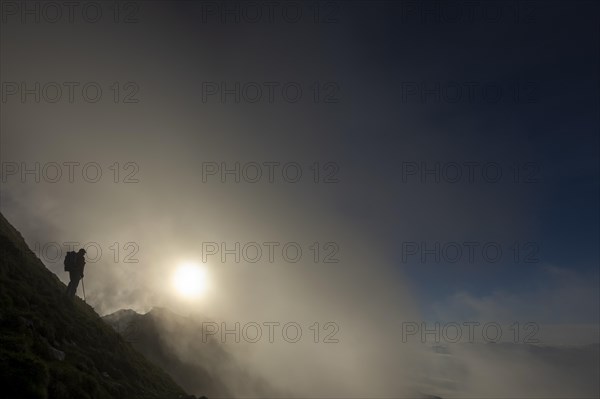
xmin=0 ymin=212 xmax=192 ymax=399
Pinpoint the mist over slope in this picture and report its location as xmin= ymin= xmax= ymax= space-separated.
xmin=0 ymin=212 xmax=193 ymax=399
xmin=105 ymin=304 xmax=600 ymax=399
xmin=103 ymin=307 xmax=276 ymax=398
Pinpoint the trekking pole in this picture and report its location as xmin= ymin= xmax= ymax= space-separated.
xmin=81 ymin=276 xmax=86 ymax=302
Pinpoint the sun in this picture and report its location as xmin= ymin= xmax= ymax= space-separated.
xmin=172 ymin=262 xmax=209 ymax=299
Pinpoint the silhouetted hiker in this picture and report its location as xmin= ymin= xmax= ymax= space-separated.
xmin=65 ymin=248 xmax=86 ymax=299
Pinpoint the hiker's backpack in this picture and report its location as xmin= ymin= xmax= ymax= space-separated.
xmin=64 ymin=251 xmax=77 ymax=272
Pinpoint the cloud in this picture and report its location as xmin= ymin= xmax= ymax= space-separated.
xmin=431 ymin=264 xmax=599 ymax=328
xmin=420 ymin=342 xmax=599 ymax=398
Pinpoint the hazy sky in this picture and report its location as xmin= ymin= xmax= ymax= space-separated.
xmin=1 ymin=1 xmax=599 ymax=397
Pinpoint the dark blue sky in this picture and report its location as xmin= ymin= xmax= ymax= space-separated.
xmin=329 ymin=1 xmax=600 ymax=320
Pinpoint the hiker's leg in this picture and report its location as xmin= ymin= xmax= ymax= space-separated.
xmin=73 ymin=277 xmax=80 ymax=295
xmin=66 ymin=272 xmax=79 ymax=298
xmin=66 ymin=280 xmax=75 ymax=297
xmin=67 ymin=272 xmax=74 ymax=297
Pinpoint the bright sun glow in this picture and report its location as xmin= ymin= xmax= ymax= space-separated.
xmin=172 ymin=262 xmax=208 ymax=299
